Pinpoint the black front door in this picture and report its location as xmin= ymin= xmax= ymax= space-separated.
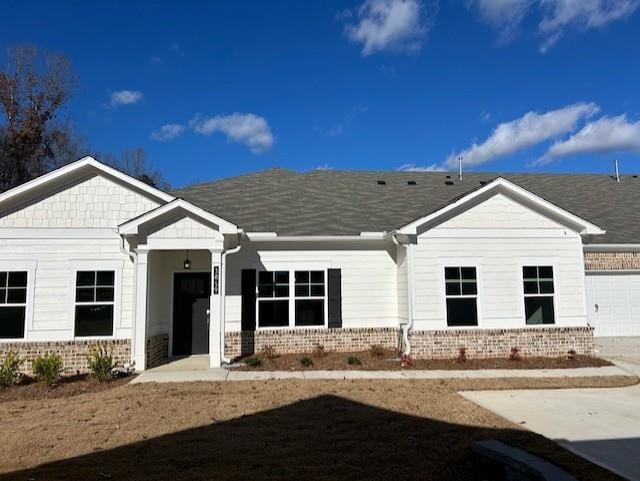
xmin=173 ymin=273 xmax=211 ymax=356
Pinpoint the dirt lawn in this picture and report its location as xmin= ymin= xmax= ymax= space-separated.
xmin=0 ymin=376 xmax=636 ymax=481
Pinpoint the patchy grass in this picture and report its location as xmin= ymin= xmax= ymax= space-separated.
xmin=0 ymin=377 xmax=635 ymax=481
xmin=236 ymin=349 xmax=612 ymax=371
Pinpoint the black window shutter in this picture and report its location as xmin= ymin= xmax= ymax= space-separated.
xmin=327 ymin=268 xmax=342 ymax=329
xmin=241 ymin=269 xmax=256 ymax=331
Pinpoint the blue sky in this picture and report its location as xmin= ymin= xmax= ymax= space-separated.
xmin=2 ymin=0 xmax=640 ymax=187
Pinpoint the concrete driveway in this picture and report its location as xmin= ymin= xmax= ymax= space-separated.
xmin=461 ymin=339 xmax=640 ymax=480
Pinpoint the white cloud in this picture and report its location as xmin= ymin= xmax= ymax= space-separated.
xmin=150 ymin=123 xmax=185 ymax=141
xmin=444 ymin=102 xmax=599 ymax=168
xmin=470 ymin=0 xmax=534 ymax=43
xmin=328 ymin=124 xmax=344 ymax=136
xmin=469 ymin=0 xmax=639 ymax=51
xmin=398 ymin=163 xmax=446 ymax=172
xmin=110 ymin=90 xmax=144 ymax=107
xmin=190 ymin=113 xmax=274 ymax=153
xmin=539 ymin=115 xmax=640 ymax=163
xmin=344 ymin=0 xmax=428 ymax=55
xmin=538 ymin=0 xmax=640 ymax=52
xmin=313 ymin=164 xmax=334 ymax=171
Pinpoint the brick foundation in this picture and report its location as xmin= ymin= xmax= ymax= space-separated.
xmin=408 ymin=326 xmax=595 ymax=359
xmin=585 ymin=251 xmax=640 ymax=270
xmin=224 ymin=326 xmax=594 ymax=359
xmin=225 ymin=328 xmax=400 ymax=359
xmin=146 ymin=334 xmax=169 ymax=369
xmin=0 ymin=339 xmax=130 ymax=373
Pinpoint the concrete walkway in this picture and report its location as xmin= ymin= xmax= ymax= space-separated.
xmin=130 ymin=364 xmax=630 ymax=384
xmin=461 ymin=384 xmax=640 ymax=481
xmin=460 ymin=348 xmax=640 ymax=481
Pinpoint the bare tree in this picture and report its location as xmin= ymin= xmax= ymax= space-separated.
xmin=100 ymin=148 xmax=170 ymax=190
xmin=0 ymin=46 xmax=82 ymax=191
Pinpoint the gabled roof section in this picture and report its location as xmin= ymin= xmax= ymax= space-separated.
xmin=0 ymin=156 xmax=175 ymax=206
xmin=118 ymin=198 xmax=238 ymax=236
xmin=397 ymin=177 xmax=605 ymax=236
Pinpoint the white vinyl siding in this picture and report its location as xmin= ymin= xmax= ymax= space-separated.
xmin=224 ymin=241 xmax=399 ymax=332
xmin=0 ymin=175 xmax=158 ymax=228
xmin=412 ymin=193 xmax=589 ymax=330
xmin=0 ymin=236 xmax=131 ymax=341
xmin=0 ymin=172 xmax=162 ymax=341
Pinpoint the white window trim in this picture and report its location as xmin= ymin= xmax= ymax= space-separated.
xmin=521 ymin=264 xmax=557 ymax=326
xmin=443 ymin=265 xmax=480 ymax=328
xmin=437 ymin=258 xmax=482 ymax=329
xmin=0 ymin=260 xmax=37 ymax=341
xmin=69 ymin=260 xmax=123 ymax=340
xmin=255 ymin=268 xmax=328 ymax=330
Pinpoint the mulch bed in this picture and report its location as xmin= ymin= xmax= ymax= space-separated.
xmin=236 ymin=349 xmax=612 ymax=371
xmin=0 ymin=373 xmax=133 ymax=403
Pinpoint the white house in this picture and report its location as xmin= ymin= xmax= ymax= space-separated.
xmin=0 ymin=156 xmax=638 ymax=371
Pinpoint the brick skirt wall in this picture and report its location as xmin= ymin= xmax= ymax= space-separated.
xmin=585 ymin=251 xmax=640 ymax=270
xmin=224 ymin=326 xmax=594 ymax=359
xmin=225 ymin=328 xmax=400 ymax=359
xmin=0 ymin=339 xmax=130 ymax=373
xmin=146 ymin=334 xmax=169 ymax=369
xmin=409 ymin=326 xmax=595 ymax=358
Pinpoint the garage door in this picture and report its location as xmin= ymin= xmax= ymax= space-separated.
xmin=585 ymin=274 xmax=640 ymax=337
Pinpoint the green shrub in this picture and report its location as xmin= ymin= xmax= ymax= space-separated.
xmin=86 ymin=345 xmax=116 ymax=382
xmin=347 ymin=356 xmax=361 ymax=366
xmin=245 ymin=357 xmax=262 ymax=368
xmin=300 ymin=356 xmax=313 ymax=367
xmin=0 ymin=352 xmax=23 ymax=387
xmin=369 ymin=345 xmax=385 ymax=359
xmin=32 ymin=353 xmax=63 ymax=387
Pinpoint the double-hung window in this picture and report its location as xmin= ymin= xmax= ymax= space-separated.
xmin=0 ymin=271 xmax=28 ymax=338
xmin=445 ymin=266 xmax=478 ymax=326
xmin=75 ymin=271 xmax=115 ymax=337
xmin=523 ymin=266 xmax=555 ymax=325
xmin=255 ymin=270 xmax=327 ymax=328
xmin=257 ymin=271 xmax=289 ymax=328
xmin=294 ymin=271 xmax=325 ymax=326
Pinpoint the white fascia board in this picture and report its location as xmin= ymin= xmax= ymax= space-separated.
xmin=0 ymin=156 xmax=174 ymax=205
xmin=359 ymin=232 xmax=386 ymax=239
xmin=584 ymin=244 xmax=640 ymax=252
xmin=245 ymin=232 xmax=278 ymax=240
xmin=397 ymin=177 xmax=606 ymax=236
xmin=247 ymin=234 xmax=386 ymax=242
xmin=119 ymin=198 xmax=238 ymax=235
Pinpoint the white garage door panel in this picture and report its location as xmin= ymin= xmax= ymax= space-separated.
xmin=586 ymin=274 xmax=640 ymax=337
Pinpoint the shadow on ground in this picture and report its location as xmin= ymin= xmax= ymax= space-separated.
xmin=0 ymin=395 xmax=622 ymax=481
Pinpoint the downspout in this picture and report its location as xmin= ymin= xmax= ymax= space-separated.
xmin=403 ymin=242 xmax=415 ymax=356
xmin=390 ymin=232 xmax=414 ymax=356
xmin=219 ymin=233 xmax=243 ymax=364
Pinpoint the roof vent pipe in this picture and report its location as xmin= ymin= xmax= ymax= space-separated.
xmin=458 ymin=155 xmax=463 ymax=181
xmin=615 ymin=159 xmax=621 ymax=183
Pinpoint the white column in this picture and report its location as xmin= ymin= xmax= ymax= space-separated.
xmin=133 ymin=250 xmax=149 ymax=370
xmin=209 ymin=250 xmax=222 ymax=367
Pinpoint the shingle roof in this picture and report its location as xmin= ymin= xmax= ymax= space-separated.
xmin=172 ymin=168 xmax=640 ymax=244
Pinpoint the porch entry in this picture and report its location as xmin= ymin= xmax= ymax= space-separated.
xmin=172 ymin=272 xmax=211 ymax=356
